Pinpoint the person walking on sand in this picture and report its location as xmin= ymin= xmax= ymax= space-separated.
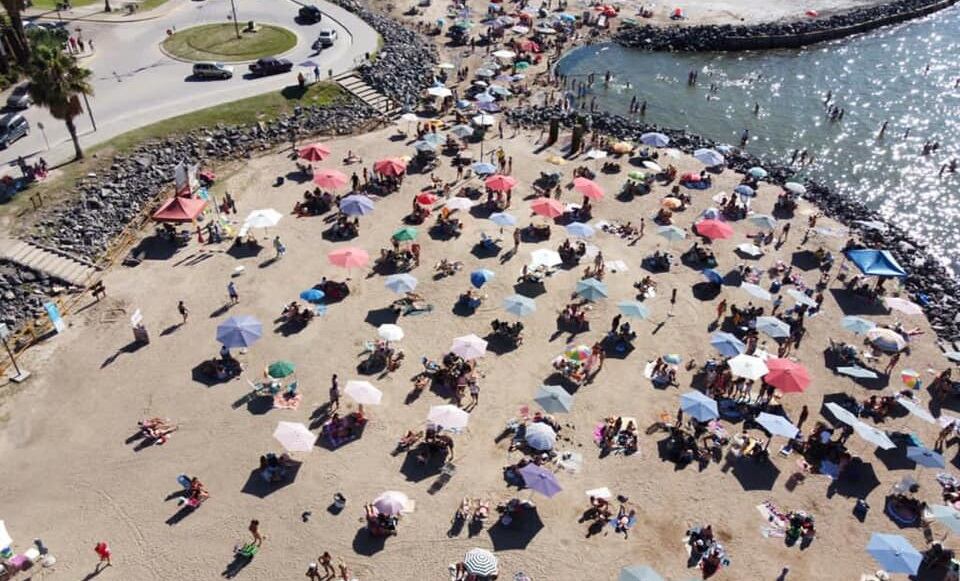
xmin=715 ymin=298 xmax=727 ymax=323
xmin=512 ymin=227 xmax=521 ymax=251
xmin=329 ymin=374 xmax=341 ymax=412
xmin=319 ymin=552 xmax=336 ymax=576
xmin=610 ymin=313 xmax=622 ymax=334
xmin=668 ymin=288 xmax=677 ymax=317
xmin=178 ymin=300 xmax=189 ymax=323
xmin=227 ymin=281 xmax=239 ymax=304
xmin=778 ymin=222 xmax=791 ymax=245
xmin=274 ymin=236 xmax=286 ymax=258
xmin=94 ymin=541 xmax=112 ymax=571
xmin=249 ymin=519 xmax=264 ymax=545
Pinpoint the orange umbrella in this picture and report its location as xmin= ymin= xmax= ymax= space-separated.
xmin=485 ymin=174 xmax=518 ymax=192
xmin=416 ymin=192 xmax=439 ymax=206
xmin=328 ymin=247 xmax=370 ymax=268
xmin=374 ymin=158 xmax=407 ymax=176
xmin=661 ymin=197 xmax=682 ymax=210
xmin=152 ymin=196 xmax=207 ymax=222
xmin=530 ymin=197 xmax=564 ymax=219
xmin=572 ymin=177 xmax=604 ymax=199
xmin=313 ymin=169 xmax=348 ymax=190
xmin=298 ymin=143 xmax=331 ymax=162
xmin=695 ymin=219 xmax=734 ymax=240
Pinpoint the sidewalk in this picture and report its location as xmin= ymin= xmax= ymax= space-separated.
xmin=24 ymin=0 xmax=176 ymax=24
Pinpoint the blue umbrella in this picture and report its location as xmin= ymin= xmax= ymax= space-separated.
xmin=216 ymin=315 xmax=263 ymax=348
xmin=384 ymin=273 xmax=418 ymax=294
xmin=472 ymin=162 xmax=497 ymax=175
xmin=747 ymin=166 xmax=768 ymax=178
xmin=734 ymin=184 xmax=755 ymax=198
xmin=489 ymin=212 xmax=517 ymax=227
xmin=755 ymin=316 xmax=791 ymax=339
xmin=565 ymin=222 xmax=595 ymax=238
xmin=755 ymin=412 xmax=799 ymax=439
xmin=702 ymin=269 xmax=723 ymax=285
xmin=475 ymin=91 xmax=496 ymax=104
xmin=413 ymin=140 xmax=438 ymax=153
xmin=663 ymin=354 xmax=682 ymax=365
xmin=866 ymin=533 xmax=922 ymax=574
xmin=503 ymin=294 xmax=536 ymax=316
xmin=449 ymin=124 xmax=474 ymax=138
xmin=639 ymin=132 xmax=670 ymax=147
xmin=844 ymin=249 xmax=908 ymax=278
xmin=575 ymin=278 xmax=608 ymax=302
xmin=842 ymin=315 xmax=876 ymax=335
xmin=477 ymin=101 xmax=501 ymax=112
xmin=693 ymin=148 xmax=724 ymax=166
xmin=907 ymin=446 xmax=946 ymax=469
xmin=340 ymin=194 xmax=375 ymax=216
xmin=926 ymin=505 xmax=960 ymax=534
xmin=837 ymin=366 xmax=879 ymax=379
xmin=710 ymin=332 xmax=746 ymax=357
xmin=617 ymin=300 xmax=649 ymax=319
xmin=518 ymin=462 xmax=562 ymax=497
xmin=680 ymin=391 xmax=719 ymax=422
xmin=299 ymin=288 xmax=325 ymax=303
xmin=534 ymin=385 xmax=573 ymax=413
xmin=523 ymin=422 xmax=557 ymax=452
xmin=470 ymin=269 xmax=495 ymax=288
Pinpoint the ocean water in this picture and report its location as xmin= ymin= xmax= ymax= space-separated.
xmin=556 ymin=6 xmax=960 ymax=272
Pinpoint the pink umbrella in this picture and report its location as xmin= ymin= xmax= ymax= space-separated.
xmin=298 ymin=143 xmax=331 ymax=162
xmin=328 ymin=247 xmax=370 ymax=268
xmin=374 ymin=158 xmax=407 ymax=176
xmin=572 ymin=177 xmax=604 ymax=199
xmin=695 ymin=219 xmax=734 ymax=240
xmin=530 ymin=197 xmax=564 ymax=219
xmin=764 ymin=358 xmax=810 ymax=393
xmin=485 ymin=174 xmax=518 ymax=192
xmin=416 ymin=192 xmax=439 ymax=206
xmin=313 ymin=169 xmax=348 ymax=190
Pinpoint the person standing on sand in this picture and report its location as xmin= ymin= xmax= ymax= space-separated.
xmin=249 ymin=520 xmax=264 ymax=545
xmin=178 ymin=300 xmax=189 ymax=323
xmin=319 ymin=552 xmax=336 ymax=576
xmin=715 ymin=299 xmax=727 ymax=323
xmin=94 ymin=541 xmax=112 ymax=571
xmin=513 ymin=228 xmax=521 ymax=251
xmin=227 ymin=281 xmax=239 ymax=304
xmin=329 ymin=374 xmax=340 ymax=412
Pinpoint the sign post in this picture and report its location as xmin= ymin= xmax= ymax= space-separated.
xmin=0 ymin=323 xmax=29 ymax=383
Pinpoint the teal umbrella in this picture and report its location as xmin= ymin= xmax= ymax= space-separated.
xmin=503 ymin=294 xmax=536 ymax=316
xmin=575 ymin=278 xmax=608 ymax=301
xmin=393 ymin=227 xmax=418 ymax=241
xmin=534 ymin=385 xmax=573 ymax=413
xmin=657 ymin=225 xmax=686 ymax=242
xmin=268 ymin=360 xmax=296 ymax=378
xmin=617 ymin=300 xmax=649 ymax=319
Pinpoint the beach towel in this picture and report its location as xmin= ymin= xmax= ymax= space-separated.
xmin=273 ymin=393 xmax=303 ymax=410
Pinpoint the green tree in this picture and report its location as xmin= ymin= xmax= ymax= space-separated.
xmin=26 ymin=45 xmax=93 ymax=160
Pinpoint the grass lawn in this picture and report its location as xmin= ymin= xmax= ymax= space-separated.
xmin=162 ymin=23 xmax=297 ymax=63
xmin=28 ymin=0 xmax=98 ymax=9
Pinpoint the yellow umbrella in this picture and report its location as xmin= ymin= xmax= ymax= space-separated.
xmin=661 ymin=197 xmax=683 ymax=210
xmin=546 ymin=155 xmax=566 ymax=165
xmin=612 ymin=142 xmax=633 ymax=154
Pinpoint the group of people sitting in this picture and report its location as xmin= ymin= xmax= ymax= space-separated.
xmin=361 ymin=339 xmax=404 ymax=373
xmin=683 ymin=242 xmax=718 ymax=267
xmin=293 ymin=188 xmax=334 ymax=216
xmin=434 ymin=258 xmax=464 ymax=278
xmin=558 ymin=238 xmax=587 ymax=265
xmin=433 ymin=209 xmax=464 ymax=237
xmin=258 ymin=452 xmax=294 ymax=484
xmin=457 ymin=288 xmax=486 ymax=310
xmin=412 ymin=424 xmax=456 ymax=464
xmin=138 ymin=417 xmax=178 ymax=445
xmin=328 ymin=214 xmax=360 ymax=240
xmin=364 ymin=503 xmax=400 ymax=537
xmin=281 ymin=301 xmax=315 ymax=325
xmin=321 ymin=411 xmax=368 ymax=447
xmin=558 ymin=301 xmax=590 ymax=329
xmin=643 ymin=248 xmax=673 ymax=272
xmin=376 ymin=247 xmax=416 ymax=273
xmin=598 ymin=416 xmax=639 ymax=454
xmin=686 ymin=525 xmax=730 ymax=576
xmin=491 ymin=319 xmax=524 ymax=345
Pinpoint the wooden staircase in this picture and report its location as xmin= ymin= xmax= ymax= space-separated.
xmin=0 ymin=238 xmax=100 ymax=287
xmin=334 ymin=71 xmax=402 ymax=119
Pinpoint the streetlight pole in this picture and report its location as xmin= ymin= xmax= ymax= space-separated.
xmin=82 ymin=92 xmax=97 ymax=132
xmin=229 ymin=0 xmax=241 ymax=38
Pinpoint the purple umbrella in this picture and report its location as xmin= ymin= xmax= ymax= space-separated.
xmin=518 ymin=463 xmax=563 ymax=498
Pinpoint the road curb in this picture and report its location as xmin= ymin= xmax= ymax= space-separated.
xmin=28 ymin=0 xmax=176 ymax=24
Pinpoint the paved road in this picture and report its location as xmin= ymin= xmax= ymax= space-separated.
xmin=0 ymin=0 xmax=378 ymax=175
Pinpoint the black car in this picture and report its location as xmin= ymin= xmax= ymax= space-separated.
xmin=248 ymin=57 xmax=293 ymax=77
xmin=298 ymin=5 xmax=322 ymax=23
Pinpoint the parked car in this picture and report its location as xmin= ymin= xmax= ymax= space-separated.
xmin=0 ymin=113 xmax=29 ymax=149
xmin=298 ymin=5 xmax=322 ymax=22
xmin=192 ymin=62 xmax=234 ymax=80
xmin=5 ymin=84 xmax=31 ymax=110
xmin=314 ymin=29 xmax=337 ymax=49
xmin=248 ymin=57 xmax=293 ymax=77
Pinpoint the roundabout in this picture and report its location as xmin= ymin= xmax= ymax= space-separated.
xmin=161 ymin=22 xmax=298 ymax=62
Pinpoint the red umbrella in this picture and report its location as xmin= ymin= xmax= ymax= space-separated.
xmin=416 ymin=192 xmax=438 ymax=206
xmin=764 ymin=358 xmax=810 ymax=393
xmin=374 ymin=158 xmax=407 ymax=176
xmin=695 ymin=219 xmax=734 ymax=240
xmin=298 ymin=143 xmax=331 ymax=162
xmin=516 ymin=39 xmax=539 ymax=52
xmin=485 ymin=174 xmax=518 ymax=192
xmin=572 ymin=177 xmax=604 ymax=199
xmin=328 ymin=247 xmax=370 ymax=268
xmin=530 ymin=197 xmax=564 ymax=219
xmin=152 ymin=196 xmax=207 ymax=222
xmin=313 ymin=169 xmax=348 ymax=190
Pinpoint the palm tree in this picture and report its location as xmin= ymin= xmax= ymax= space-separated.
xmin=26 ymin=45 xmax=93 ymax=160
xmin=0 ymin=2 xmax=32 ymax=65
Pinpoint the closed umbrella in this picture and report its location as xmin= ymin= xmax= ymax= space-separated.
xmin=755 ymin=412 xmax=799 ymax=439
xmin=565 ymin=222 xmax=595 ymax=238
xmin=470 ymin=269 xmax=495 ymax=288
xmin=489 ymin=211 xmax=517 ymax=227
xmin=267 ymin=360 xmax=296 ymax=378
xmin=756 ymin=316 xmax=791 ymax=339
xmin=657 ymin=225 xmax=686 ymax=242
xmin=866 ymin=533 xmax=922 ymax=574
xmin=885 ymin=297 xmax=923 ymax=316
xmin=524 ymin=422 xmax=557 ymax=451
xmin=926 ymin=505 xmax=960 ymax=535
xmin=339 ymin=194 xmax=375 ymax=216
xmin=503 ymin=294 xmax=536 ymax=316
xmin=428 ymin=404 xmax=470 ymax=429
xmin=313 ymin=169 xmax=348 ymax=190
xmin=617 ymin=300 xmax=649 ymax=319
xmin=907 ymin=446 xmax=945 ymax=469
xmin=485 ymin=174 xmax=518 ymax=192
xmin=344 ymin=380 xmax=383 ymax=405
xmin=272 ymin=421 xmax=316 ymax=453
xmin=378 ymin=324 xmax=404 ymax=342
xmin=620 ymin=565 xmax=665 ymax=581
xmin=680 ymin=391 xmax=719 ymax=422
xmin=373 ymin=491 xmax=410 ymax=516
xmin=575 ymin=278 xmax=608 ymax=301
xmin=838 ymin=366 xmax=879 ymax=379
xmin=328 ymin=247 xmax=369 ymax=268
xmin=854 ymin=423 xmax=896 ymax=450
xmin=573 ymin=177 xmax=604 ymax=199
xmin=392 ymin=226 xmax=419 ymax=241
xmin=530 ymin=197 xmax=565 ymax=218
xmin=464 ymin=548 xmax=499 ymax=577
xmin=298 ymin=143 xmax=331 ymax=162
xmin=693 ymin=148 xmax=724 ymax=166
xmin=450 ymin=334 xmax=488 ymax=359
xmin=385 ymin=274 xmax=419 ymax=294
xmin=518 ymin=462 xmax=562 ymax=496
xmin=244 ymin=208 xmax=283 ymax=229
xmin=764 ymin=358 xmax=810 ymax=393
xmin=640 ymin=132 xmax=670 ymax=147
xmin=695 ymin=219 xmax=734 ymax=240
xmin=842 ymin=315 xmax=876 ymax=335
xmin=866 ymin=327 xmax=907 ymax=353
xmin=749 ymin=214 xmax=778 ymax=230
xmin=710 ymin=332 xmax=746 ymax=357
xmin=534 ymin=385 xmax=573 ymax=413
xmin=216 ymin=315 xmax=263 ymax=348
xmin=299 ymin=288 xmax=325 ymax=303
xmin=787 ymin=288 xmax=818 ymax=308
xmin=530 ymin=248 xmax=562 ymax=268
xmin=728 ymin=354 xmax=769 ymax=380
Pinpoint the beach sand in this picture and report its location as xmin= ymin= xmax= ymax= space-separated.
xmin=0 ymin=122 xmax=950 ymax=581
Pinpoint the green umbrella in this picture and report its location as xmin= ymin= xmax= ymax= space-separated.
xmin=393 ymin=227 xmax=418 ymax=241
xmin=627 ymin=170 xmax=647 ymax=182
xmin=514 ymin=61 xmax=530 ymax=70
xmin=268 ymin=360 xmax=296 ymax=378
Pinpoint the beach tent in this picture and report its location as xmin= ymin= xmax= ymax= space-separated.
xmin=152 ymin=196 xmax=206 ymax=222
xmin=844 ymin=249 xmax=907 ymax=278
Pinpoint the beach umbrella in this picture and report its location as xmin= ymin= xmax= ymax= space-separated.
xmin=737 ymin=243 xmax=764 ymax=257
xmin=530 ymin=197 xmax=565 ymax=218
xmin=575 ymin=278 xmax=608 ymax=302
xmin=519 ymin=462 xmax=562 ymax=496
xmin=492 ymin=49 xmax=516 ymax=59
xmin=475 ymin=91 xmax=496 ymax=104
xmin=693 ymin=148 xmax=724 ymax=166
xmin=384 ymin=274 xmax=418 ymax=294
xmin=399 ymin=112 xmax=421 ymax=121
xmin=765 ymin=358 xmax=810 ymax=393
xmin=299 ymin=288 xmax=325 ymax=303
xmin=702 ymin=268 xmax=723 ymax=285
xmin=573 ymin=177 xmax=604 ymax=199
xmin=489 ymin=211 xmax=517 ymax=227
xmin=845 ymin=249 xmax=907 ymax=278
xmin=663 ymin=354 xmax=682 ymax=365
xmin=756 ymin=316 xmax=791 ymax=339
xmin=416 ymin=192 xmax=438 ymax=206
xmin=428 ymin=404 xmax=470 ymax=430
xmin=413 ymin=140 xmax=438 ymax=153
xmin=755 ymin=412 xmax=799 ymax=439
xmin=373 ymin=491 xmax=410 ymax=516
xmin=885 ymin=297 xmax=923 ymax=316
xmin=534 ymin=385 xmax=573 ymax=413
xmin=747 ymin=166 xmax=768 ymax=178
xmin=842 ymin=315 xmax=876 ymax=335
xmin=530 ymin=248 xmax=562 ymax=268
xmin=470 ymin=269 xmax=495 ymax=288
xmin=298 ymin=143 xmax=331 ymax=162
xmin=866 ymin=328 xmax=907 ymax=353
xmin=339 ymin=194 xmax=375 ymax=216
xmin=216 ymin=315 xmax=262 ymax=348
xmin=564 ymin=345 xmax=592 ymax=362
xmin=488 ymin=85 xmax=511 ymax=96
xmin=313 ymin=169 xmax=348 ymax=190
xmin=445 ymin=197 xmax=474 ymax=211
xmin=503 ymin=294 xmax=536 ymax=317
xmin=427 ymin=86 xmax=453 ymax=98
xmin=617 ymin=300 xmax=649 ymax=319
xmin=787 ymin=288 xmax=818 ymax=308
xmin=749 ymin=214 xmax=778 ymax=230
xmin=475 ymin=68 xmax=496 ymax=78
xmin=267 ymin=360 xmax=296 ymax=378
xmin=734 ymin=185 xmax=756 ymax=199
xmin=464 ymin=548 xmax=499 ymax=577
xmin=640 ymin=132 xmax=670 ymax=147
xmin=345 ymin=380 xmax=383 ymax=405
xmin=926 ymin=505 xmax=960 ymax=535
xmin=374 ymin=158 xmax=407 ymax=176
xmin=680 ymin=391 xmax=719 ymax=422
xmin=523 ymin=423 xmax=558 ymax=453
xmin=392 ymin=226 xmax=419 ymax=241
xmin=565 ymin=222 xmax=595 ymax=238
xmin=784 ymin=182 xmax=806 ymax=194
xmin=907 ymin=446 xmax=945 ymax=469
xmin=328 ymin=247 xmax=369 ymax=268
xmin=837 ymin=366 xmax=879 ymax=379
xmin=472 ymin=162 xmax=497 ymax=176
xmin=585 ymin=148 xmax=608 ymax=160
xmin=378 ymin=324 xmax=404 ymax=342
xmin=620 ymin=565 xmax=665 ymax=581
xmin=485 ymin=174 xmax=518 ymax=192
xmin=272 ymin=421 xmax=316 ymax=453
xmin=825 ymin=402 xmax=860 ymax=427
xmin=449 ymin=124 xmax=475 ymax=139
xmin=866 ymin=533 xmax=922 ymax=574
xmin=244 ymin=208 xmax=283 ymax=229
xmin=740 ymin=282 xmax=772 ymax=301
xmin=854 ymin=423 xmax=896 ymax=450
xmin=710 ymin=332 xmax=746 ymax=357
xmin=643 ymin=161 xmax=663 ymax=173
xmin=450 ymin=334 xmax=488 ymax=359
xmin=695 ymin=219 xmax=734 ymax=240
xmin=472 ymin=113 xmax=497 ymax=126
xmin=898 ymin=397 xmax=936 ymax=424
xmin=657 ymin=225 xmax=686 ymax=242
xmin=728 ymin=354 xmax=769 ymax=380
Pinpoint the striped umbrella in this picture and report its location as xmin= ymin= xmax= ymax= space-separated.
xmin=463 ymin=548 xmax=498 ymax=576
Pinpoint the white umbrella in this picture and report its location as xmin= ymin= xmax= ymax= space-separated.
xmin=378 ymin=323 xmax=404 ymax=342
xmin=755 ymin=412 xmax=799 ymax=439
xmin=472 ymin=114 xmax=497 ymax=126
xmin=825 ymin=402 xmax=860 ymax=427
xmin=737 ymin=243 xmax=764 ymax=257
xmin=530 ymin=248 xmax=562 ymax=268
xmin=585 ymin=148 xmax=608 ymax=160
xmin=399 ymin=112 xmax=420 ymax=122
xmin=787 ymin=288 xmax=818 ymax=308
xmin=492 ymin=49 xmax=516 ymax=59
xmin=428 ymin=404 xmax=470 ymax=429
xmin=244 ymin=208 xmax=283 ymax=229
xmin=741 ymin=282 xmax=773 ymax=301
xmin=728 ymin=353 xmax=769 ymax=380
xmin=464 ymin=548 xmax=499 ymax=576
xmin=385 ymin=273 xmax=419 ymax=294
xmin=854 ymin=422 xmax=896 ymax=450
xmin=373 ymin=490 xmax=411 ymax=516
xmin=897 ymin=396 xmax=936 ymax=424
xmin=272 ymin=421 xmax=316 ymax=453
xmin=784 ymin=182 xmax=806 ymax=195
xmin=344 ymin=380 xmax=383 ymax=405
xmin=450 ymin=334 xmax=488 ymax=359
xmin=427 ymin=86 xmax=453 ymax=98
xmin=445 ymin=197 xmax=475 ymax=211
xmin=643 ymin=161 xmax=663 ymax=173
xmin=525 ymin=421 xmax=557 ymax=450
xmin=885 ymin=297 xmax=923 ymax=316
xmin=0 ymin=521 xmax=10 ymax=550
xmin=693 ymin=148 xmax=725 ymax=166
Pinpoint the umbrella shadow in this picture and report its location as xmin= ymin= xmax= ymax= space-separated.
xmin=190 ymin=362 xmax=236 ymax=387
xmin=468 ymin=204 xmax=495 ymax=220
xmin=226 ymin=243 xmax=263 ymax=260
xmin=364 ymin=307 xmax=399 ymax=327
xmin=691 ymin=282 xmax=722 ymax=301
xmin=821 ymin=348 xmax=888 ymax=389
xmin=221 ymin=553 xmax=254 ymax=579
xmin=873 ymin=434 xmax=917 ymax=472
xmin=828 ymin=288 xmax=889 ymax=316
xmin=274 ymin=318 xmax=309 ymax=336
xmin=471 ymin=242 xmax=502 ymax=260
xmin=826 ymin=457 xmax=881 ymax=498
xmin=513 ymin=281 xmax=547 ymax=298
xmin=399 ymin=447 xmax=448 ymax=482
xmin=452 ymin=301 xmax=478 ymax=317
xmin=240 ymin=461 xmax=303 ymax=498
xmin=790 ymin=250 xmax=821 ymax=271
xmin=352 ymin=528 xmax=387 ymax=556
xmin=244 ymin=396 xmax=274 ymax=416
xmin=723 ymin=454 xmax=781 ymax=491
xmin=484 ymin=333 xmax=520 ymax=355
xmin=487 ymin=507 xmax=545 ymax=551
xmin=128 ymin=236 xmax=179 ymax=261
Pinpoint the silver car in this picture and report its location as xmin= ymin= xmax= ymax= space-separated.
xmin=5 ymin=84 xmax=31 ymax=110
xmin=192 ymin=62 xmax=234 ymax=80
xmin=0 ymin=113 xmax=29 ymax=148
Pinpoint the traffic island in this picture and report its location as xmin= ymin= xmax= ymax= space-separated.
xmin=161 ymin=22 xmax=297 ymax=63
